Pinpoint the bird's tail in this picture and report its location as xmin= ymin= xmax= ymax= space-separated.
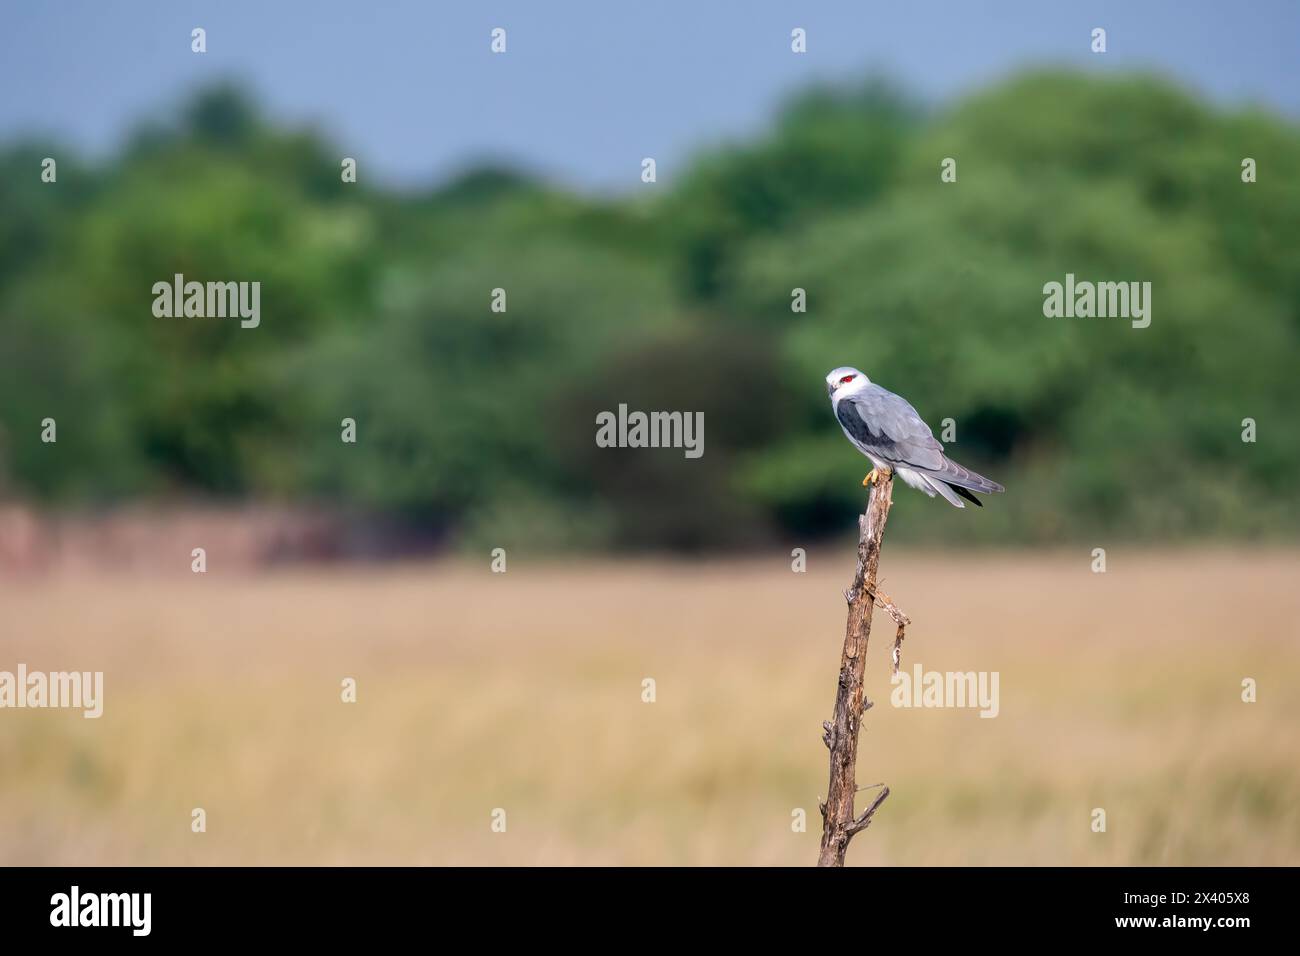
xmin=920 ymin=457 xmax=1004 ymax=509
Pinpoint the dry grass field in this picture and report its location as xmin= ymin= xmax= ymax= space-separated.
xmin=2 ymin=549 xmax=1297 ymax=866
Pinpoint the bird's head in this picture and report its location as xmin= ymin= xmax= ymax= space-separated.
xmin=826 ymin=366 xmax=868 ymax=399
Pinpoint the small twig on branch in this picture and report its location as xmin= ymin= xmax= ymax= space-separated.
xmin=817 ymin=471 xmax=900 ymax=867
xmin=847 ymin=786 xmax=891 ymax=837
xmin=890 ymin=623 xmax=907 ymax=677
xmin=867 ymin=583 xmax=911 ymax=677
xmin=869 ymin=585 xmax=910 ymax=628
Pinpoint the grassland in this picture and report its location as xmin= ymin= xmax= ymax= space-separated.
xmin=2 ymin=549 xmax=1297 ymax=865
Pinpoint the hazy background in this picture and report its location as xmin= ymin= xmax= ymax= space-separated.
xmin=0 ymin=2 xmax=1296 ymax=866
xmin=2 ymin=1 xmax=1299 ymax=554
xmin=6 ymin=0 xmax=1299 ymax=190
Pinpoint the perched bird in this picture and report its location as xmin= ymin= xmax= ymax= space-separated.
xmin=826 ymin=366 xmax=1004 ymax=508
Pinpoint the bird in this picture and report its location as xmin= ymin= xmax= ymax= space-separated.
xmin=826 ymin=366 xmax=1004 ymax=508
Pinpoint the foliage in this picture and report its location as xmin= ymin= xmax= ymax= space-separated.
xmin=1 ymin=73 xmax=1296 ymax=548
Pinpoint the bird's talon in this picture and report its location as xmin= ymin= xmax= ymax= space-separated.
xmin=862 ymin=468 xmax=878 ymax=487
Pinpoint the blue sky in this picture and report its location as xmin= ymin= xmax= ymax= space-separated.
xmin=3 ymin=1 xmax=1297 ymax=191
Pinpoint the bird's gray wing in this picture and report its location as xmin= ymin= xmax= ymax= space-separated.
xmin=835 ymin=384 xmax=946 ymax=471
xmin=837 ymin=385 xmax=1005 ymax=496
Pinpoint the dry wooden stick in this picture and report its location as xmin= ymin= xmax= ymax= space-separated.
xmin=817 ymin=471 xmax=901 ymax=866
xmin=869 ymin=585 xmax=910 ymax=676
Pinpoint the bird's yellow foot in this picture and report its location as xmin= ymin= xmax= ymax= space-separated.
xmin=862 ymin=468 xmax=878 ymax=487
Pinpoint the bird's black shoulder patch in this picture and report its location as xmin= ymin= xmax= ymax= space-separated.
xmin=836 ymin=399 xmax=896 ymax=451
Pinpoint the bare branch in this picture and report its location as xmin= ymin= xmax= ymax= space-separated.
xmin=864 ymin=583 xmax=910 ymax=676
xmin=890 ymin=622 xmax=907 ymax=677
xmin=847 ymin=786 xmax=891 ymax=836
xmin=869 ymin=585 xmax=910 ymax=627
xmin=817 ymin=471 xmax=904 ymax=867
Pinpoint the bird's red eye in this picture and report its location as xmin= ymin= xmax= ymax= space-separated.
xmin=839 ymin=375 xmax=856 ymax=385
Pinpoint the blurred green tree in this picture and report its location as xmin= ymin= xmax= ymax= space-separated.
xmin=0 ymin=73 xmax=1296 ymax=548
